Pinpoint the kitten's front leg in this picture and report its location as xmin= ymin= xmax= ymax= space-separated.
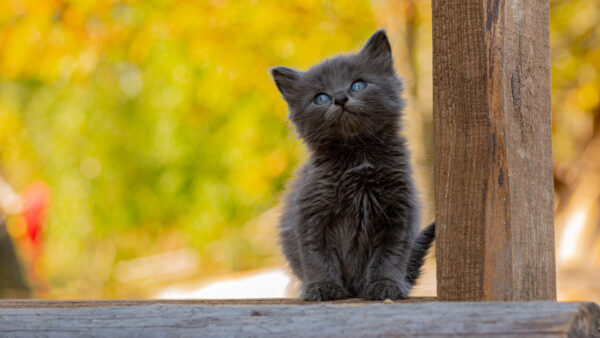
xmin=297 ymin=225 xmax=348 ymax=301
xmin=363 ymin=229 xmax=412 ymax=300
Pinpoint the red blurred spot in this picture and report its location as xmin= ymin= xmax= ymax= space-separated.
xmin=20 ymin=182 xmax=51 ymax=247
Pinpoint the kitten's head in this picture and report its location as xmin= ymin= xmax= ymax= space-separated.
xmin=270 ymin=30 xmax=404 ymax=147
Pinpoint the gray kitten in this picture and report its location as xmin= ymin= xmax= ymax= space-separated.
xmin=271 ymin=30 xmax=435 ymax=301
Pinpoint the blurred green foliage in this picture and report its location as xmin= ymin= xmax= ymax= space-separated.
xmin=0 ymin=0 xmax=598 ymax=298
xmin=550 ymin=0 xmax=600 ymax=165
xmin=0 ymin=0 xmax=376 ymax=298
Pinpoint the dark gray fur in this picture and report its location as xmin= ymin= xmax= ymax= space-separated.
xmin=271 ymin=30 xmax=435 ymax=301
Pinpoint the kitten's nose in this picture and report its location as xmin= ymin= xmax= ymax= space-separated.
xmin=334 ymin=95 xmax=349 ymax=107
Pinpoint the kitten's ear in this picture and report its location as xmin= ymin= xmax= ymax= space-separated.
xmin=359 ymin=29 xmax=393 ymax=71
xmin=270 ymin=66 xmax=302 ymax=103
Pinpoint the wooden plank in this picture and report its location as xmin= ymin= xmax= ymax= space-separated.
xmin=432 ymin=0 xmax=556 ymax=301
xmin=0 ymin=300 xmax=597 ymax=337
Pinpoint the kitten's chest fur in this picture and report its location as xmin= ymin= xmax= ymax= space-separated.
xmin=333 ymin=160 xmax=388 ymax=243
xmin=309 ymin=150 xmax=410 ymax=289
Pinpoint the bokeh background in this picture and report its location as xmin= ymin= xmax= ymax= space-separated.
xmin=0 ymin=0 xmax=598 ymax=301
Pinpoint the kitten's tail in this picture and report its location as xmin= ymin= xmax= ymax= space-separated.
xmin=405 ymin=222 xmax=435 ymax=287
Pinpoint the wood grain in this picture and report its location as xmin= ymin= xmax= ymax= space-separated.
xmin=0 ymin=300 xmax=597 ymax=337
xmin=432 ymin=0 xmax=555 ymax=301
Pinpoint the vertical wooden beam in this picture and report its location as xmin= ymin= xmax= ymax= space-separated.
xmin=432 ymin=0 xmax=556 ymax=301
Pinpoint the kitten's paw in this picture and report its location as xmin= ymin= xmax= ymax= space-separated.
xmin=301 ymin=282 xmax=348 ymax=301
xmin=363 ymin=279 xmax=408 ymax=300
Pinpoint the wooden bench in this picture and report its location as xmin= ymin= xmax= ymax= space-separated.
xmin=1 ymin=299 xmax=598 ymax=337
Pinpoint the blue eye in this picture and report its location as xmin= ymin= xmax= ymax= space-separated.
xmin=351 ymin=80 xmax=366 ymax=92
xmin=314 ymin=93 xmax=330 ymax=105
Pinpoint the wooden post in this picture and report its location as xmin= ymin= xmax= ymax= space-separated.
xmin=432 ymin=1 xmax=556 ymax=301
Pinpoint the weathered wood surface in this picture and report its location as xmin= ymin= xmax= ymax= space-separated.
xmin=0 ymin=300 xmax=598 ymax=337
xmin=432 ymin=1 xmax=555 ymax=301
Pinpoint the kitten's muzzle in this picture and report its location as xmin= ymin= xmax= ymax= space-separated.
xmin=334 ymin=95 xmax=349 ymax=107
